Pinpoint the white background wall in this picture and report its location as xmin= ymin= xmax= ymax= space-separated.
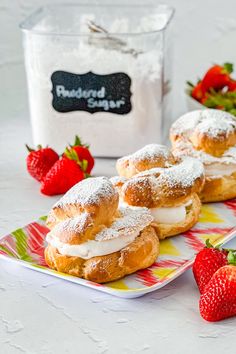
xmin=1 ymin=0 xmax=236 ymax=121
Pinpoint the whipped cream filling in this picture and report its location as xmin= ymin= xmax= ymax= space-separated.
xmin=204 ymin=162 xmax=236 ymax=178
xmin=150 ymin=199 xmax=192 ymax=224
xmin=173 ymin=141 xmax=236 ymax=166
xmin=46 ymin=232 xmax=137 ymax=259
xmin=46 ymin=207 xmax=153 ymax=259
xmin=119 ymin=200 xmax=192 ymax=225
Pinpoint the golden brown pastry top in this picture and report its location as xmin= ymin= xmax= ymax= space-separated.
xmin=170 ymin=109 xmax=236 ymax=158
xmin=116 ymin=144 xmax=176 ymax=178
xmin=46 ymin=177 xmax=153 ymax=246
xmin=47 ymin=176 xmax=119 ymax=230
xmin=112 ymin=157 xmax=205 ymax=208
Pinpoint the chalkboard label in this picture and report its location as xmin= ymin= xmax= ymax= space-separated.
xmin=51 ymin=71 xmax=132 ymax=114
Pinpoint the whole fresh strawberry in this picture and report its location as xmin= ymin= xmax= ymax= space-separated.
xmin=199 ymin=264 xmax=236 ymax=322
xmin=26 ymin=145 xmax=59 ymax=182
xmin=64 ymin=136 xmax=94 ymax=175
xmin=201 ymin=63 xmax=233 ymax=91
xmin=41 ymin=157 xmax=84 ymax=196
xmin=193 ymin=240 xmax=228 ymax=294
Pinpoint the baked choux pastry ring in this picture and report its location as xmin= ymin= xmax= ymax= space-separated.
xmin=45 ymin=177 xmax=159 ymax=283
xmin=170 ymin=109 xmax=236 ymax=202
xmin=112 ymin=145 xmax=205 ymax=240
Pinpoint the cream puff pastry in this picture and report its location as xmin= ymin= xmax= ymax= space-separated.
xmin=170 ymin=109 xmax=236 ymax=202
xmin=113 ymin=145 xmax=205 ymax=239
xmin=116 ymin=144 xmax=176 ymax=178
xmin=45 ymin=177 xmax=159 ymax=283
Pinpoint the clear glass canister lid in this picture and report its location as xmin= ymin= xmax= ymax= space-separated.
xmin=19 ymin=3 xmax=174 ymax=37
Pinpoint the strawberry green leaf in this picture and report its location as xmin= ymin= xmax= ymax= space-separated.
xmin=205 ymin=239 xmax=214 ymax=248
xmin=64 ymin=147 xmax=79 ymax=162
xmin=74 ymin=135 xmax=83 ymax=147
xmin=64 ymin=147 xmax=71 ymax=159
xmin=223 ymin=62 xmax=233 ymax=74
xmin=71 ymin=149 xmax=79 ymax=162
xmin=203 ymin=90 xmax=236 ymax=113
xmin=81 ymin=159 xmax=88 ymax=172
xmin=73 ymin=135 xmax=90 ymax=149
xmin=227 ymin=250 xmax=236 ymax=265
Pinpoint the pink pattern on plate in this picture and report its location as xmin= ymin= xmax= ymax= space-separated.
xmin=26 ymin=222 xmax=49 ymax=266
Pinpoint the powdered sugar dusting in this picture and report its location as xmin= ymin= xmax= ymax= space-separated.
xmin=55 ymin=177 xmax=117 ymax=208
xmin=132 ymin=144 xmax=172 ymax=162
xmin=159 ymin=157 xmax=204 ymax=188
xmin=118 ymin=144 xmax=173 ymax=166
xmin=171 ymin=109 xmax=236 ymax=138
xmin=171 ymin=109 xmax=236 ymax=165
xmin=197 ymin=110 xmax=236 ymax=138
xmin=173 ymin=139 xmax=236 ymax=165
xmin=47 ymin=213 xmax=93 ymax=240
xmin=95 ymin=207 xmax=153 ymax=241
xmin=171 ymin=110 xmax=201 ymax=136
xmin=122 ymin=174 xmax=157 ymax=201
xmin=136 ymin=167 xmax=163 ymax=178
xmin=134 ymin=157 xmax=204 ymax=189
xmin=110 ymin=176 xmax=128 ymax=185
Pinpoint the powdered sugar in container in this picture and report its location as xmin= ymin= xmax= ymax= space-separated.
xmin=20 ymin=4 xmax=174 ymax=157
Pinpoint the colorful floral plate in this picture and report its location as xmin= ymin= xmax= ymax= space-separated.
xmin=0 ymin=200 xmax=236 ymax=298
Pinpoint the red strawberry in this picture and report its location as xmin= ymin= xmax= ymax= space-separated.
xmin=191 ymin=81 xmax=206 ymax=101
xmin=201 ymin=63 xmax=233 ymax=91
xmin=193 ymin=240 xmax=228 ymax=294
xmin=41 ymin=157 xmax=84 ymax=196
xmin=200 ymin=96 xmax=208 ymax=105
xmin=64 ymin=136 xmax=94 ymax=174
xmin=26 ymin=145 xmax=59 ymax=182
xmin=228 ymin=79 xmax=236 ymax=92
xmin=199 ymin=265 xmax=236 ymax=322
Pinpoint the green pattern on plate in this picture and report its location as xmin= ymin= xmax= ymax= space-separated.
xmin=12 ymin=228 xmax=33 ymax=262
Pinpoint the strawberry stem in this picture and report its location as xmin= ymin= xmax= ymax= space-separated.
xmin=186 ymin=81 xmax=194 ymax=88
xmin=25 ymin=144 xmax=34 ymax=152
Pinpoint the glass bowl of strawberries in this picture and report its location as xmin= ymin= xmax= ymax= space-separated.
xmin=186 ymin=62 xmax=236 ymax=116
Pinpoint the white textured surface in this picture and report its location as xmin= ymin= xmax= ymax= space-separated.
xmin=1 ymin=1 xmax=236 ymax=352
xmin=0 ymin=114 xmax=236 ymax=354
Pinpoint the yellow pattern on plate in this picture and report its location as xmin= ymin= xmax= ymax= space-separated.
xmin=199 ymin=205 xmax=224 ymax=224
xmin=159 ymin=239 xmax=180 ymax=256
xmin=152 ymin=267 xmax=174 ymax=279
